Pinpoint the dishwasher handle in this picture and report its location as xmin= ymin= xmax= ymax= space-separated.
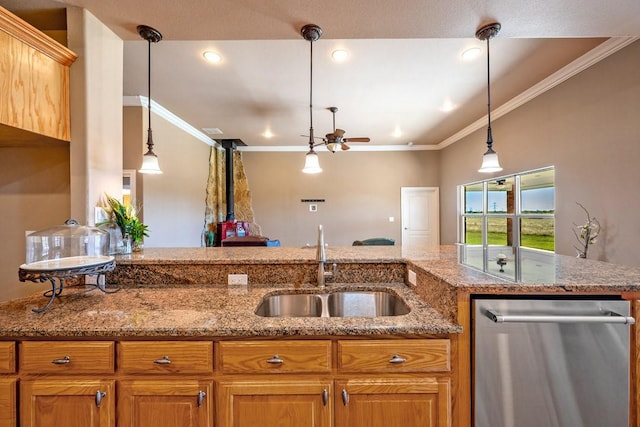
xmin=485 ymin=309 xmax=635 ymax=325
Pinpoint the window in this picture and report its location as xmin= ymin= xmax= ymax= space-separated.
xmin=458 ymin=167 xmax=555 ymax=282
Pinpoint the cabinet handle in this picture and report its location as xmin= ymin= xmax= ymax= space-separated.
xmin=197 ymin=390 xmax=206 ymax=407
xmin=266 ymin=355 xmax=284 ymax=364
xmin=389 ymin=354 xmax=406 ymax=364
xmin=51 ymin=355 xmax=71 ymax=365
xmin=95 ymin=390 xmax=106 ymax=408
xmin=153 ymin=355 xmax=172 ymax=365
xmin=322 ymin=389 xmax=329 ymax=406
xmin=341 ymin=389 xmax=349 ymax=406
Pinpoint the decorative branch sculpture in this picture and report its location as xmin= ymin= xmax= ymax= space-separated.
xmin=573 ymin=202 xmax=600 ymax=259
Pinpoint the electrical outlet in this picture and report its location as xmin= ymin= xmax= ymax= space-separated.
xmin=407 ymin=270 xmax=417 ymax=286
xmin=228 ymin=274 xmax=248 ymax=286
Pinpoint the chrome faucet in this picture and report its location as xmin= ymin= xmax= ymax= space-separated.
xmin=316 ymin=225 xmax=336 ymax=288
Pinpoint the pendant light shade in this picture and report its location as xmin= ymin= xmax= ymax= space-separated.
xmin=476 ymin=22 xmax=503 ymax=174
xmin=137 ymin=24 xmax=163 ymax=174
xmin=302 ymin=151 xmax=322 ymax=174
xmin=301 ymin=24 xmax=323 ymax=174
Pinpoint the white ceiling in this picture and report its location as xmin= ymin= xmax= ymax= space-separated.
xmin=3 ymin=0 xmax=640 ymax=150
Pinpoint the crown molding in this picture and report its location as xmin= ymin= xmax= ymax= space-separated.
xmin=123 ymin=95 xmax=216 ymax=146
xmin=0 ymin=5 xmax=77 ymax=66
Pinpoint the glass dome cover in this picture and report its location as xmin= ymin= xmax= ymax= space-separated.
xmin=25 ymin=219 xmax=111 ymax=266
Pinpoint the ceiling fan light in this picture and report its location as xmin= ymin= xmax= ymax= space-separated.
xmin=326 ymin=142 xmax=339 ymax=153
xmin=302 ymin=151 xmax=322 ymax=174
xmin=139 ymin=151 xmax=163 ymax=174
xmin=478 ymin=148 xmax=502 ymax=173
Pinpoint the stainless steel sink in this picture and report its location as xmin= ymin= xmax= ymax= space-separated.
xmin=254 ymin=293 xmax=323 ymax=317
xmin=255 ymin=290 xmax=410 ymax=318
xmin=327 ymin=291 xmax=410 ymax=317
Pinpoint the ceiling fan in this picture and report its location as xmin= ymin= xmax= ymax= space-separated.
xmin=323 ymin=107 xmax=371 ymax=152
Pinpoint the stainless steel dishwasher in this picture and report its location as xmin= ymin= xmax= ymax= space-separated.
xmin=473 ymin=297 xmax=634 ymax=427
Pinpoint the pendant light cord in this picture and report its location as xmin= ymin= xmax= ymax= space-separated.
xmin=485 ymin=35 xmax=493 ymax=146
xmin=308 ymin=38 xmax=314 ymax=149
xmin=147 ymin=37 xmax=152 ymax=137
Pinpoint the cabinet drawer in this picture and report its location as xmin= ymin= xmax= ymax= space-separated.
xmin=20 ymin=341 xmax=114 ymax=374
xmin=220 ymin=340 xmax=331 ymax=374
xmin=119 ymin=341 xmax=213 ymax=374
xmin=338 ymin=339 xmax=450 ymax=373
xmin=0 ymin=342 xmax=15 ymax=373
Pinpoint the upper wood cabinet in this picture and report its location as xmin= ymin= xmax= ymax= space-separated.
xmin=0 ymin=6 xmax=77 ymax=142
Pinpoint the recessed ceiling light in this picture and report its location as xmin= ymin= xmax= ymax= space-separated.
xmin=203 ymin=51 xmax=222 ymax=63
xmin=263 ymin=129 xmax=274 ymax=139
xmin=461 ymin=47 xmax=481 ymax=61
xmin=440 ymin=98 xmax=457 ymax=112
xmin=331 ymin=49 xmax=348 ymax=62
xmin=392 ymin=128 xmax=402 ymax=138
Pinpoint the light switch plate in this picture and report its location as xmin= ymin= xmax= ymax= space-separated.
xmin=407 ymin=270 xmax=417 ymax=286
xmin=228 ymin=274 xmax=248 ymax=285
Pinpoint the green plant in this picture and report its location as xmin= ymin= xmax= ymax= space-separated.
xmin=99 ymin=194 xmax=149 ymax=243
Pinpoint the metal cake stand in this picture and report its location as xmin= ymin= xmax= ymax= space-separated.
xmin=18 ymin=256 xmax=118 ymax=313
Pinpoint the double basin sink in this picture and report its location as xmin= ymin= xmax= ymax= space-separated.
xmin=255 ymin=290 xmax=410 ymax=318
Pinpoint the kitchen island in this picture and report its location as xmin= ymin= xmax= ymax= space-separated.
xmin=0 ymin=245 xmax=639 ymax=427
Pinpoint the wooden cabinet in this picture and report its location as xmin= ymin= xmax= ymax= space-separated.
xmin=20 ymin=379 xmax=115 ymax=427
xmin=334 ymin=378 xmax=450 ymax=427
xmin=118 ymin=341 xmax=213 ymax=375
xmin=118 ymin=380 xmax=213 ymax=427
xmin=18 ymin=341 xmax=116 ymax=426
xmin=8 ymin=337 xmax=451 ymax=426
xmin=117 ymin=341 xmax=214 ymax=427
xmin=217 ymin=379 xmax=332 ymax=427
xmin=218 ymin=338 xmax=451 ymax=427
xmin=0 ymin=6 xmax=77 ymax=142
xmin=20 ymin=341 xmax=114 ymax=374
xmin=0 ymin=378 xmax=16 ymax=427
xmin=219 ymin=340 xmax=331 ymax=374
xmin=338 ymin=339 xmax=450 ymax=373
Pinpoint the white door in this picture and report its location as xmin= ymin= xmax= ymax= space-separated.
xmin=401 ymin=187 xmax=439 ymax=247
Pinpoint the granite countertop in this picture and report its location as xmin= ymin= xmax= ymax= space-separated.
xmin=0 ymin=283 xmax=460 ymax=338
xmin=2 ymin=245 xmax=639 ymax=340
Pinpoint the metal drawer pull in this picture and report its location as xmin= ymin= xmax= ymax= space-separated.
xmin=266 ymin=355 xmax=284 ymax=364
xmin=389 ymin=354 xmax=406 ymax=364
xmin=153 ymin=355 xmax=172 ymax=365
xmin=322 ymin=389 xmax=329 ymax=406
xmin=52 ymin=355 xmax=71 ymax=365
xmin=486 ymin=309 xmax=636 ymax=325
xmin=341 ymin=389 xmax=349 ymax=406
xmin=197 ymin=390 xmax=206 ymax=407
xmin=95 ymin=390 xmax=106 ymax=408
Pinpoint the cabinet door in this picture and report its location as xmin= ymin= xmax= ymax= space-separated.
xmin=21 ymin=379 xmax=115 ymax=427
xmin=218 ymin=379 xmax=332 ymax=427
xmin=0 ymin=378 xmax=16 ymax=427
xmin=118 ymin=380 xmax=213 ymax=427
xmin=335 ymin=378 xmax=450 ymax=427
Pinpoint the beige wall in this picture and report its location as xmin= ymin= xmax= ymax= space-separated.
xmin=123 ymin=107 xmax=212 ymax=247
xmin=440 ymin=40 xmax=640 ymax=267
xmin=242 ymin=150 xmax=440 ymax=246
xmin=67 ymin=7 xmax=124 ymax=224
xmin=0 ymin=141 xmax=71 ymax=302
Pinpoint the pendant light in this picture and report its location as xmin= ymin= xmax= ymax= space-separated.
xmin=137 ymin=25 xmax=163 ymax=174
xmin=476 ymin=22 xmax=503 ymax=173
xmin=301 ymin=24 xmax=323 ymax=174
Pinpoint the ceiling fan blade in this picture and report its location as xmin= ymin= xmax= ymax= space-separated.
xmin=343 ymin=137 xmax=370 ymax=143
xmin=333 ymin=128 xmax=345 ymax=138
xmin=341 ymin=143 xmax=351 ymax=151
xmin=301 ymin=134 xmax=326 ymax=140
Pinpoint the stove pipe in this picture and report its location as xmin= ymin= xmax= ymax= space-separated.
xmin=220 ymin=140 xmax=236 ymax=221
